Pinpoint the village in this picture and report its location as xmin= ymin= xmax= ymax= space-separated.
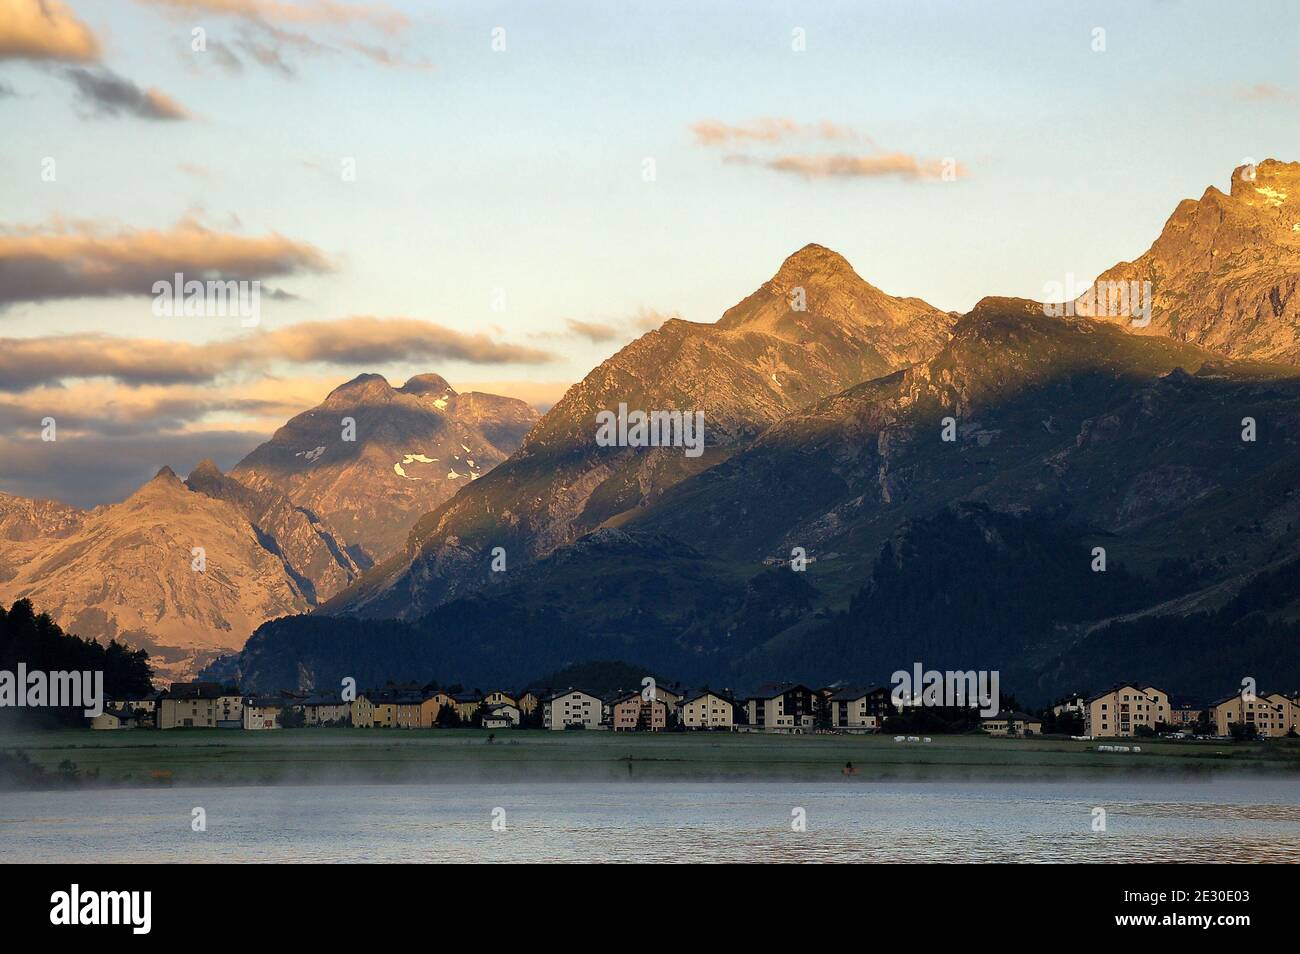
xmin=89 ymin=679 xmax=1300 ymax=741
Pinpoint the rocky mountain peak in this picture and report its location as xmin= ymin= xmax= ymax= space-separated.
xmin=324 ymin=373 xmax=394 ymax=406
xmin=1082 ymin=158 xmax=1300 ymax=364
xmin=189 ymin=458 xmax=223 ymax=481
xmin=399 ymin=373 xmax=456 ymax=398
xmin=768 ymin=243 xmax=860 ymax=291
xmin=1229 ymin=158 xmax=1300 ymax=212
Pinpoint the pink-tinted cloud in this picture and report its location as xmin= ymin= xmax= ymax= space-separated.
xmin=0 ymin=0 xmax=99 ymax=62
xmin=1235 ymin=83 xmax=1295 ymax=103
xmin=691 ymin=118 xmax=861 ymax=147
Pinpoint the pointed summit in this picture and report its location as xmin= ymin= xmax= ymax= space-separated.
xmin=770 ymin=243 xmax=859 ymax=290
xmin=152 ymin=465 xmax=181 ymax=483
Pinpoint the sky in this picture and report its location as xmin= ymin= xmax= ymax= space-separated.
xmin=2 ymin=0 xmax=1299 ymax=505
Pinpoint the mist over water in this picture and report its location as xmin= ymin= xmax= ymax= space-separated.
xmin=4 ymin=779 xmax=1299 ymax=863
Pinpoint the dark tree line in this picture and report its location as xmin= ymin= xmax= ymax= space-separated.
xmin=0 ymin=599 xmax=153 ymax=726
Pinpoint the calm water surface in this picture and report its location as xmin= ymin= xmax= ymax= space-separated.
xmin=3 ymin=779 xmax=1299 ymax=862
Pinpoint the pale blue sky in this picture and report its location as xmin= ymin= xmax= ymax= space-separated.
xmin=1 ymin=0 xmax=1298 ymax=503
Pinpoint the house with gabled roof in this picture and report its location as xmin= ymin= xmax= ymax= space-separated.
xmin=742 ymin=683 xmax=815 ymax=733
xmin=543 ymin=688 xmax=603 ymax=730
xmin=679 ymin=689 xmax=735 ymax=730
xmin=1083 ymin=684 xmax=1170 ymax=737
xmin=607 ymin=690 xmax=667 ymax=731
xmin=828 ymin=685 xmax=889 ymax=733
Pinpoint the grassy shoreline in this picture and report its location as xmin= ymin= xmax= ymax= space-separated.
xmin=3 ymin=729 xmax=1299 ymax=789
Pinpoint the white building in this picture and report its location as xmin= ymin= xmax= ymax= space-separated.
xmin=543 ymin=689 xmax=603 ymax=730
xmin=680 ymin=691 xmax=734 ymax=729
xmin=481 ymin=703 xmax=521 ymax=729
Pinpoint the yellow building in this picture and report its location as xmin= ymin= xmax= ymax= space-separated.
xmin=680 ymin=691 xmax=735 ymax=729
xmin=159 ymin=683 xmax=221 ymax=729
xmin=980 ymin=710 xmax=1043 ymax=736
xmin=1213 ymin=692 xmax=1300 ymax=738
xmin=1083 ymin=685 xmax=1169 ymax=737
xmin=482 ymin=690 xmax=517 ymax=709
xmin=394 ymin=696 xmax=422 ymax=728
xmin=90 ymin=708 xmax=140 ymax=730
xmin=421 ymin=691 xmax=454 ymax=727
xmin=351 ymin=694 xmax=375 ymax=728
xmin=452 ymin=693 xmax=482 ymax=722
xmin=516 ymin=691 xmax=540 ymax=715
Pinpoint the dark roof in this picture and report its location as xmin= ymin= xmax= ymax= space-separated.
xmin=745 ymin=682 xmax=811 ymax=700
xmin=451 ymin=692 xmax=482 ymax=703
xmin=247 ymin=697 xmax=283 ymax=708
xmin=168 ymin=681 xmax=222 ymax=700
xmin=829 ymin=685 xmax=884 ymax=702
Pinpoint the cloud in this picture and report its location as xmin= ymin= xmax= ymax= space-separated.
xmin=0 ymin=319 xmax=555 ymax=392
xmin=724 ymin=152 xmax=965 ymax=181
xmin=0 ymin=1 xmax=192 ymax=120
xmin=0 ymin=217 xmax=331 ymax=308
xmin=256 ymin=317 xmax=555 ymax=367
xmin=0 ymin=0 xmax=99 ymax=62
xmin=691 ymin=118 xmax=860 ymax=147
xmin=0 ymin=427 xmax=267 ymax=507
xmin=1235 ymin=83 xmax=1295 ymax=103
xmin=564 ymin=319 xmax=621 ymax=343
xmin=139 ymin=0 xmax=424 ymax=74
xmin=138 ymin=0 xmax=409 ymax=34
xmin=0 ymin=375 xmax=332 ymax=505
xmin=63 ymin=66 xmax=190 ymax=120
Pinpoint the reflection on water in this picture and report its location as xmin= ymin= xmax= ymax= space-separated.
xmin=3 ymin=779 xmax=1299 ymax=863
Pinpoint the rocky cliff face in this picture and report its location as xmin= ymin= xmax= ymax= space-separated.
xmin=1083 ymin=159 xmax=1300 ymax=363
xmin=326 ymin=244 xmax=957 ymax=618
xmin=0 ymin=468 xmax=331 ymax=680
xmin=231 ymin=373 xmax=539 ymax=563
xmin=0 ymin=493 xmax=88 ymax=583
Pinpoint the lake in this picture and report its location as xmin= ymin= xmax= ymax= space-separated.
xmin=3 ymin=778 xmax=1300 ymax=862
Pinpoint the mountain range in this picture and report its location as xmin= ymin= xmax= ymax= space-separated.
xmin=0 ymin=376 xmax=537 ymax=679
xmin=241 ymin=160 xmax=1300 ymax=701
xmin=6 ymin=160 xmax=1300 ymax=699
xmin=327 ymin=243 xmax=956 ymax=618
